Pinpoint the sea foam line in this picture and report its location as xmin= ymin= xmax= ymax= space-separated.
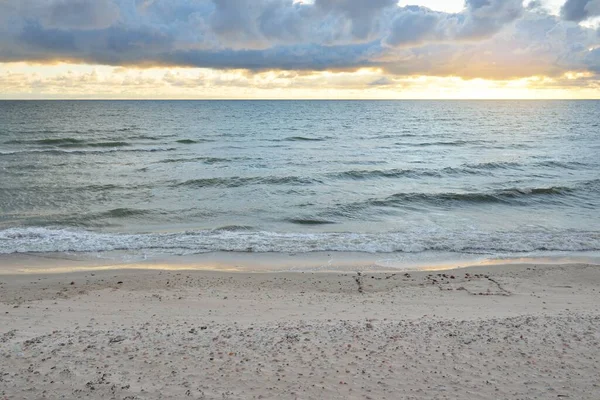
xmin=1 ymin=227 xmax=599 ymax=255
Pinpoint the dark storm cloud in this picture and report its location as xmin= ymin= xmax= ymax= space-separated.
xmin=561 ymin=0 xmax=600 ymax=22
xmin=0 ymin=0 xmax=598 ymax=79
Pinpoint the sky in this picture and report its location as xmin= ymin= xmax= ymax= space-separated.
xmin=0 ymin=0 xmax=599 ymax=99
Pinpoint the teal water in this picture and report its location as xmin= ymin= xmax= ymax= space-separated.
xmin=1 ymin=100 xmax=599 ymax=258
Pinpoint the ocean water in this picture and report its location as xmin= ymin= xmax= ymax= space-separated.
xmin=1 ymin=100 xmax=599 ymax=261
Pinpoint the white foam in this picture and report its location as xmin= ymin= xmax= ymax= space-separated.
xmin=1 ymin=227 xmax=599 ymax=256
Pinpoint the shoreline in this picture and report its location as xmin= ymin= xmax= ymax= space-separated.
xmin=1 ymin=261 xmax=600 ymax=398
xmin=1 ymin=250 xmax=599 ymax=275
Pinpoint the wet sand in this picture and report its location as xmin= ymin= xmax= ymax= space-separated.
xmin=1 ymin=261 xmax=600 ymax=399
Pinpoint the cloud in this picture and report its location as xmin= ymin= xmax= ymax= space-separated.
xmin=459 ymin=0 xmax=524 ymax=39
xmin=0 ymin=0 xmax=120 ymax=30
xmin=368 ymin=76 xmax=394 ymax=86
xmin=380 ymin=11 xmax=600 ymax=80
xmin=384 ymin=7 xmax=454 ymax=47
xmin=0 ymin=0 xmax=598 ymax=82
xmin=314 ymin=0 xmax=397 ymax=40
xmin=384 ymin=0 xmax=524 ymax=48
xmin=3 ymin=62 xmax=599 ymax=100
xmin=43 ymin=0 xmax=121 ymax=30
xmin=586 ymin=47 xmax=600 ymax=72
xmin=561 ymin=0 xmax=600 ymax=22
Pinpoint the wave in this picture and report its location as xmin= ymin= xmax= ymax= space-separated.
xmin=17 ymin=208 xmax=158 ymax=228
xmin=173 ymin=176 xmax=319 ymax=188
xmin=0 ymin=147 xmax=176 ymax=156
xmin=333 ymin=161 xmax=595 ymax=177
xmin=130 ymin=135 xmax=163 ymax=141
xmin=160 ymin=157 xmax=205 ymax=164
xmin=77 ymin=141 xmax=130 ymax=148
xmin=330 ymin=168 xmax=441 ymax=180
xmin=59 ymin=141 xmax=131 ymax=148
xmin=5 ymin=138 xmax=130 ymax=147
xmin=535 ymin=160 xmax=591 ymax=170
xmin=37 ymin=138 xmax=83 ymax=145
xmin=0 ymin=183 xmax=154 ymax=194
xmin=461 ymin=161 xmax=522 ymax=170
xmin=202 ymin=157 xmax=231 ymax=164
xmin=212 ymin=225 xmax=255 ymax=232
xmin=5 ymin=138 xmax=84 ymax=145
xmin=175 ymin=139 xmax=214 ymax=144
xmin=396 ymin=140 xmax=487 ymax=147
xmin=159 ymin=157 xmax=230 ymax=164
xmin=6 ymin=138 xmax=137 ymax=148
xmin=286 ymin=218 xmax=337 ymax=225
xmin=5 ymin=128 xmax=138 ymax=136
xmin=328 ymin=164 xmax=523 ymax=180
xmin=283 ymin=136 xmax=327 ymax=142
xmin=317 ymin=181 xmax=600 ymax=213
xmin=96 ymin=208 xmax=150 ymax=218
xmin=5 ymin=136 xmax=173 ymax=148
xmin=368 ymin=185 xmax=578 ymax=207
xmin=1 ymin=227 xmax=599 ymax=255
xmin=369 ymin=133 xmax=419 ymax=139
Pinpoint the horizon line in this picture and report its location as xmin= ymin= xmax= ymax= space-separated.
xmin=1 ymin=98 xmax=600 ymax=101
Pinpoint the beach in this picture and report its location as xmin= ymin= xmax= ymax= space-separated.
xmin=2 ymin=0 xmax=600 ymax=397
xmin=2 ymin=260 xmax=599 ymax=399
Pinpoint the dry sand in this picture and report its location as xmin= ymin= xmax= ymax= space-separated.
xmin=1 ymin=260 xmax=600 ymax=399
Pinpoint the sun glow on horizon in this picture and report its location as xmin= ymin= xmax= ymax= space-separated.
xmin=0 ymin=62 xmax=598 ymax=100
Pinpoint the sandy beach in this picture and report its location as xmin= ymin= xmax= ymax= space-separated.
xmin=1 ymin=260 xmax=600 ymax=399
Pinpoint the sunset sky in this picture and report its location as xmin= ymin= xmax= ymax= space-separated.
xmin=1 ymin=0 xmax=599 ymax=99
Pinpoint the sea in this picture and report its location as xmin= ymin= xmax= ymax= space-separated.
xmin=1 ymin=100 xmax=599 ymax=267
